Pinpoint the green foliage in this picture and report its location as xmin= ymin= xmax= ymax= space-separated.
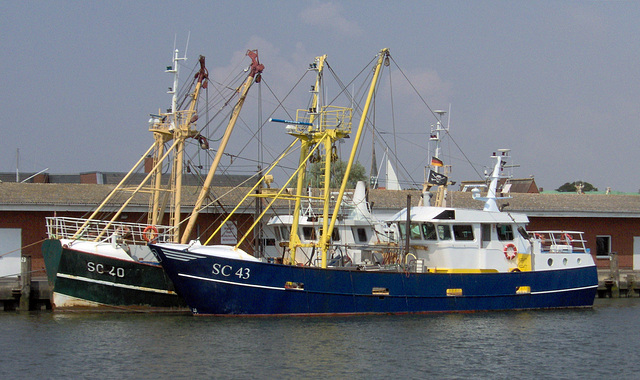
xmin=555 ymin=181 xmax=598 ymax=192
xmin=307 ymin=159 xmax=367 ymax=188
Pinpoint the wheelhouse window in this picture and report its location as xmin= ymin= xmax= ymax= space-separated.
xmin=496 ymin=224 xmax=514 ymax=241
xmin=437 ymin=225 xmax=452 ymax=241
xmin=302 ymin=226 xmax=316 ymax=241
xmin=319 ymin=227 xmax=341 ymax=242
xmin=354 ymin=227 xmax=368 ymax=243
xmin=279 ymin=226 xmax=290 ymax=241
xmin=421 ymin=223 xmax=437 ymax=240
xmin=596 ymin=235 xmax=611 ymax=259
xmin=453 ymin=225 xmax=474 ymax=241
xmin=410 ymin=223 xmax=421 ymax=240
xmin=481 ymin=224 xmax=491 ymax=243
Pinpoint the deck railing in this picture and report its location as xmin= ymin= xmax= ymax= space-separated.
xmin=529 ymin=230 xmax=589 ymax=254
xmin=45 ymin=217 xmax=174 ymax=245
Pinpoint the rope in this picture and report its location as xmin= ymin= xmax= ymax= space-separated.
xmin=0 ymin=238 xmax=47 ymax=258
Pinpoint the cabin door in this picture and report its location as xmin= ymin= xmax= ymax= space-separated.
xmin=633 ymin=237 xmax=640 ymax=271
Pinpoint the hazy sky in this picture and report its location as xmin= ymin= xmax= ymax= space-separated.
xmin=2 ymin=1 xmax=640 ymax=192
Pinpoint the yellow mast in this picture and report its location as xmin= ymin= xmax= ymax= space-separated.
xmin=180 ymin=51 xmax=264 ymax=244
xmin=319 ymin=48 xmax=389 ymax=268
xmin=287 ymin=55 xmax=326 ymax=264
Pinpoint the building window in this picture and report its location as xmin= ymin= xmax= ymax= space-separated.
xmin=453 ymin=225 xmax=474 ymax=241
xmin=596 ymin=235 xmax=611 ymax=259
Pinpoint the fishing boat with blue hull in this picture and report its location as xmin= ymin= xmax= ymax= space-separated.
xmin=42 ymin=49 xmax=264 ymax=311
xmin=149 ymin=48 xmax=598 ymax=316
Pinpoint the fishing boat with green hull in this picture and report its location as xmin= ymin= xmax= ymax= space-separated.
xmin=42 ymin=49 xmax=264 ymax=311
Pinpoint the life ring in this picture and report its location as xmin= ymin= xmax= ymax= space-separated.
xmin=564 ymin=233 xmax=573 ymax=244
xmin=503 ymin=243 xmax=517 ymax=260
xmin=534 ymin=233 xmax=546 ymax=245
xmin=142 ymin=225 xmax=159 ymax=243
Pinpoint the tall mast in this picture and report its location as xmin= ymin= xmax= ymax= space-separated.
xmin=150 ymin=49 xmax=187 ymax=226
xmin=419 ymin=109 xmax=449 ymax=207
xmin=287 ymin=55 xmax=327 ymax=261
xmin=171 ymin=55 xmax=208 ymax=241
xmin=319 ymin=48 xmax=389 ymax=267
xmin=180 ymin=51 xmax=264 ymax=244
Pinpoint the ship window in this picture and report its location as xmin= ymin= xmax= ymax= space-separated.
xmin=596 ymin=235 xmax=611 ymax=259
xmin=497 ymin=224 xmax=514 ymax=241
xmin=274 ymin=227 xmax=281 ymax=241
xmin=481 ymin=224 xmax=491 ymax=242
xmin=410 ymin=223 xmax=421 ymax=240
xmin=453 ymin=225 xmax=474 ymax=241
xmin=421 ymin=223 xmax=437 ymax=240
xmin=279 ymin=226 xmax=290 ymax=240
xmin=302 ymin=227 xmax=316 ymax=241
xmin=354 ymin=227 xmax=368 ymax=243
xmin=437 ymin=225 xmax=452 ymax=241
xmin=434 ymin=210 xmax=455 ymax=220
xmin=319 ymin=227 xmax=341 ymax=242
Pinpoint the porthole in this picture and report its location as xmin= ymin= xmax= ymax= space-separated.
xmin=547 ymin=258 xmax=553 ymax=267
xmin=563 ymin=258 xmax=568 ymax=266
xmin=577 ymin=258 xmax=582 ymax=265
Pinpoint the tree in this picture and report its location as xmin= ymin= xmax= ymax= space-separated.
xmin=307 ymin=159 xmax=368 ymax=188
xmin=555 ymin=181 xmax=598 ymax=192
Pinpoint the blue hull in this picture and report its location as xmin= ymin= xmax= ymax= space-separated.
xmin=150 ymin=244 xmax=598 ymax=316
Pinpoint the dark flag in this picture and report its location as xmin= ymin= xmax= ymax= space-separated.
xmin=428 ymin=170 xmax=448 ymax=186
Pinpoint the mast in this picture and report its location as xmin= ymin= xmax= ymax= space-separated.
xmin=180 ymin=50 xmax=264 ymax=244
xmin=150 ymin=49 xmax=186 ymax=226
xmin=169 ymin=55 xmax=208 ymax=241
xmin=319 ymin=48 xmax=390 ymax=268
xmin=473 ymin=149 xmax=511 ymax=212
xmin=419 ymin=109 xmax=449 ymax=207
xmin=286 ymin=55 xmax=327 ymax=263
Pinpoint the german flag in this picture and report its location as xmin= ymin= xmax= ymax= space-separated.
xmin=431 ymin=156 xmax=443 ymax=167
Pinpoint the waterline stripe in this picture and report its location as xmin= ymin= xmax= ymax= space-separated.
xmin=531 ymin=284 xmax=598 ymax=295
xmin=178 ymin=273 xmax=284 ymax=291
xmin=57 ymin=273 xmax=177 ymax=295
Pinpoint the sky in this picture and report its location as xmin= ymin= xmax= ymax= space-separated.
xmin=2 ymin=1 xmax=640 ymax=193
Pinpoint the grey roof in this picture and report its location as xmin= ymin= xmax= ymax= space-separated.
xmin=2 ymin=182 xmax=640 ymax=217
xmin=0 ymin=171 xmax=255 ymax=187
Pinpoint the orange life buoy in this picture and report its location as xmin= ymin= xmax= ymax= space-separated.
xmin=503 ymin=243 xmax=517 ymax=260
xmin=142 ymin=225 xmax=159 ymax=243
xmin=564 ymin=233 xmax=573 ymax=244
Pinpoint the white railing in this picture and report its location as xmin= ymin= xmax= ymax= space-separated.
xmin=529 ymin=230 xmax=589 ymax=254
xmin=45 ymin=217 xmax=174 ymax=245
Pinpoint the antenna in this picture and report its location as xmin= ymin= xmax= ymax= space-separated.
xmin=184 ymin=31 xmax=191 ymax=59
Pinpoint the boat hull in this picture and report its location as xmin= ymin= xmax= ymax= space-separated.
xmin=150 ymin=244 xmax=598 ymax=316
xmin=42 ymin=239 xmax=187 ymax=311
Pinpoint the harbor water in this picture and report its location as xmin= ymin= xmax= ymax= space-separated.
xmin=1 ymin=298 xmax=639 ymax=379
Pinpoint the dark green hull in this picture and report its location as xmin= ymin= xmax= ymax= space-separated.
xmin=42 ymin=239 xmax=187 ymax=311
